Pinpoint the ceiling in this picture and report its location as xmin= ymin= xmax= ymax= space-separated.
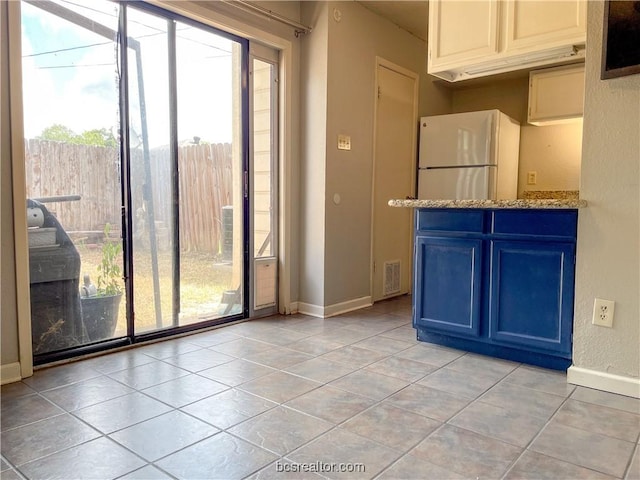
xmin=357 ymin=1 xmax=429 ymax=41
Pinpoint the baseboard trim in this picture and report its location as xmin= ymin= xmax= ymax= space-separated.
xmin=567 ymin=366 xmax=640 ymax=398
xmin=1 ymin=362 xmax=22 ymax=385
xmin=285 ymin=302 xmax=299 ymax=315
xmin=298 ymin=296 xmax=372 ymax=319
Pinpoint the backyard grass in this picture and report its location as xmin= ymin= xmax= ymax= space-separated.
xmin=76 ymin=244 xmax=235 ymax=336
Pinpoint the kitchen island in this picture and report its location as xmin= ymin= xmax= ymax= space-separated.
xmin=390 ymin=198 xmax=586 ymax=370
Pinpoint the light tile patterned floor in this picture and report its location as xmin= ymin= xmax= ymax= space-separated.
xmin=1 ymin=296 xmax=639 ymax=479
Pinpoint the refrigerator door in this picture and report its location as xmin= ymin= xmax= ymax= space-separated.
xmin=418 ymin=166 xmax=497 ymax=200
xmin=419 ymin=110 xmax=497 ymax=168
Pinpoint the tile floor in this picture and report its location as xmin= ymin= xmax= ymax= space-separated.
xmin=1 ymin=296 xmax=639 ymax=479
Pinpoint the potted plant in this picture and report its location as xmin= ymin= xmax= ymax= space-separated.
xmin=80 ymin=224 xmax=123 ymax=341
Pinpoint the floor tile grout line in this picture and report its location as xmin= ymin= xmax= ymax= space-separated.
xmin=569 ymin=386 xmax=640 ymax=415
xmin=118 ymin=463 xmax=177 ymax=480
xmin=195 ymin=339 xmax=447 ymax=475
xmin=108 ymin=428 xmax=221 ymax=467
xmin=68 ymin=391 xmax=181 ymax=436
xmin=0 ymin=400 xmax=65 ymax=433
xmin=621 ymin=442 xmax=640 ymax=480
xmin=232 ymin=349 xmax=466 ymax=476
xmin=7 ymin=430 xmax=142 ymax=478
xmin=554 ymin=397 xmax=640 ymax=443
xmin=7 ymin=297 xmax=637 ymax=480
xmin=499 ymin=386 xmax=578 ymax=480
xmin=243 ymin=313 xmax=588 ymax=480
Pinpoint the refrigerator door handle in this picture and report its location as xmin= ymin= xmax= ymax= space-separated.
xmin=424 ymin=165 xmax=495 ymax=170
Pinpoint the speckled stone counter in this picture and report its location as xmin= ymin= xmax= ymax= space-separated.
xmin=522 ymin=190 xmax=580 ymax=200
xmin=388 ymin=198 xmax=587 ymax=209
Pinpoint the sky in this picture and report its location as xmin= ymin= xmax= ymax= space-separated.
xmin=21 ymin=0 xmax=237 ymax=148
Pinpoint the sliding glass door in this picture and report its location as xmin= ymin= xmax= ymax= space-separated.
xmin=174 ymin=21 xmax=245 ymax=326
xmin=127 ymin=6 xmax=246 ymax=334
xmin=21 ymin=0 xmax=256 ymax=363
xmin=21 ymin=0 xmax=125 ymax=357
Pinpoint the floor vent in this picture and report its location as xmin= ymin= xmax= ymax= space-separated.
xmin=383 ymin=260 xmax=401 ymax=296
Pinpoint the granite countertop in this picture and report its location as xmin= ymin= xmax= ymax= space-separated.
xmin=388 ymin=198 xmax=587 ymax=209
xmin=521 ymin=190 xmax=580 ymax=200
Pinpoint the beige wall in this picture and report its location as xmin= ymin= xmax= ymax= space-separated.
xmin=1 ymin=1 xmax=20 ymax=368
xmin=571 ymin=1 xmax=639 ymax=386
xmin=299 ymin=1 xmax=450 ymax=310
xmin=451 ymin=75 xmax=583 ymax=197
xmin=519 ymin=122 xmax=582 ymax=194
xmin=299 ymin=1 xmax=329 ymax=307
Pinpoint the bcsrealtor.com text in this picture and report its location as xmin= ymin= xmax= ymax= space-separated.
xmin=275 ymin=461 xmax=366 ymax=474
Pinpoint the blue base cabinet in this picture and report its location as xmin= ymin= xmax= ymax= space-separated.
xmin=414 ymin=237 xmax=482 ymax=338
xmin=413 ymin=208 xmax=578 ymax=370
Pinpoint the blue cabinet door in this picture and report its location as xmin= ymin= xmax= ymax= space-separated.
xmin=489 ymin=240 xmax=575 ymax=355
xmin=414 ymin=236 xmax=482 ymax=337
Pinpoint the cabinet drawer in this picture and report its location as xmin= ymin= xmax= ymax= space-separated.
xmin=491 ymin=210 xmax=577 ymax=238
xmin=417 ymin=209 xmax=484 ymax=233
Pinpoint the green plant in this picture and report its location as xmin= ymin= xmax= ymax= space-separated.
xmin=97 ymin=224 xmax=123 ymax=296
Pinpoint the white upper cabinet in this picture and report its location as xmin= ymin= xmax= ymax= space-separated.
xmin=428 ymin=0 xmax=586 ymax=82
xmin=528 ymin=64 xmax=585 ymax=125
xmin=505 ymin=0 xmax=586 ymax=51
xmin=428 ymin=1 xmax=500 ymax=70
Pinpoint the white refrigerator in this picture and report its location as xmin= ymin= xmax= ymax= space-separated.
xmin=417 ymin=110 xmax=520 ymax=200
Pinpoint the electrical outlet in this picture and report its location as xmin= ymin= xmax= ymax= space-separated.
xmin=592 ymin=298 xmax=615 ymax=328
xmin=337 ymin=134 xmax=351 ymax=151
xmin=527 ymin=171 xmax=537 ymax=185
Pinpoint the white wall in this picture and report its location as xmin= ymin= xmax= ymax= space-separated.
xmin=451 ymin=76 xmax=583 ymax=197
xmin=299 ymin=2 xmax=329 ymax=308
xmin=569 ymin=0 xmax=640 ymax=396
xmin=299 ymin=0 xmax=450 ymax=312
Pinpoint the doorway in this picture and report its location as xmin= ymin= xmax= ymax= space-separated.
xmin=19 ymin=0 xmax=278 ymax=363
xmin=371 ymin=59 xmax=418 ymax=302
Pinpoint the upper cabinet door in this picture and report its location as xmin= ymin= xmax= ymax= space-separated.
xmin=528 ymin=64 xmax=585 ymax=125
xmin=505 ymin=0 xmax=586 ymax=52
xmin=428 ymin=0 xmax=500 ymax=71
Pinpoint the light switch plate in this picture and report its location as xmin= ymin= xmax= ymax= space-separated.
xmin=338 ymin=134 xmax=351 ymax=151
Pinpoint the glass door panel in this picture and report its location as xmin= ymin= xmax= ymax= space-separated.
xmin=252 ymin=58 xmax=275 ymax=259
xmin=21 ymin=0 xmax=125 ymax=358
xmin=251 ymin=55 xmax=278 ymax=314
xmin=175 ymin=23 xmax=244 ymax=324
xmin=21 ymin=0 xmax=250 ymax=361
xmin=127 ymin=8 xmax=175 ymax=334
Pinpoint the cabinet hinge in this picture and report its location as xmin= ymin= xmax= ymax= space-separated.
xmin=373 ymin=261 xmax=376 ymax=273
xmin=377 ymin=86 xmax=381 ymax=99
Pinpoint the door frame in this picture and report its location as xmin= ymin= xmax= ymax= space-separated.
xmin=7 ymin=0 xmax=297 ymax=378
xmin=248 ymin=42 xmax=280 ymax=318
xmin=154 ymin=1 xmax=296 ymax=316
xmin=6 ymin=0 xmax=33 ymax=380
xmin=370 ymin=57 xmax=419 ymax=302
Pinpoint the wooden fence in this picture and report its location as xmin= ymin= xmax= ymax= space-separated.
xmin=24 ymin=139 xmax=234 ymax=253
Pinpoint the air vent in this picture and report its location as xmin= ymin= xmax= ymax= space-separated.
xmin=383 ymin=260 xmax=401 ymax=296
